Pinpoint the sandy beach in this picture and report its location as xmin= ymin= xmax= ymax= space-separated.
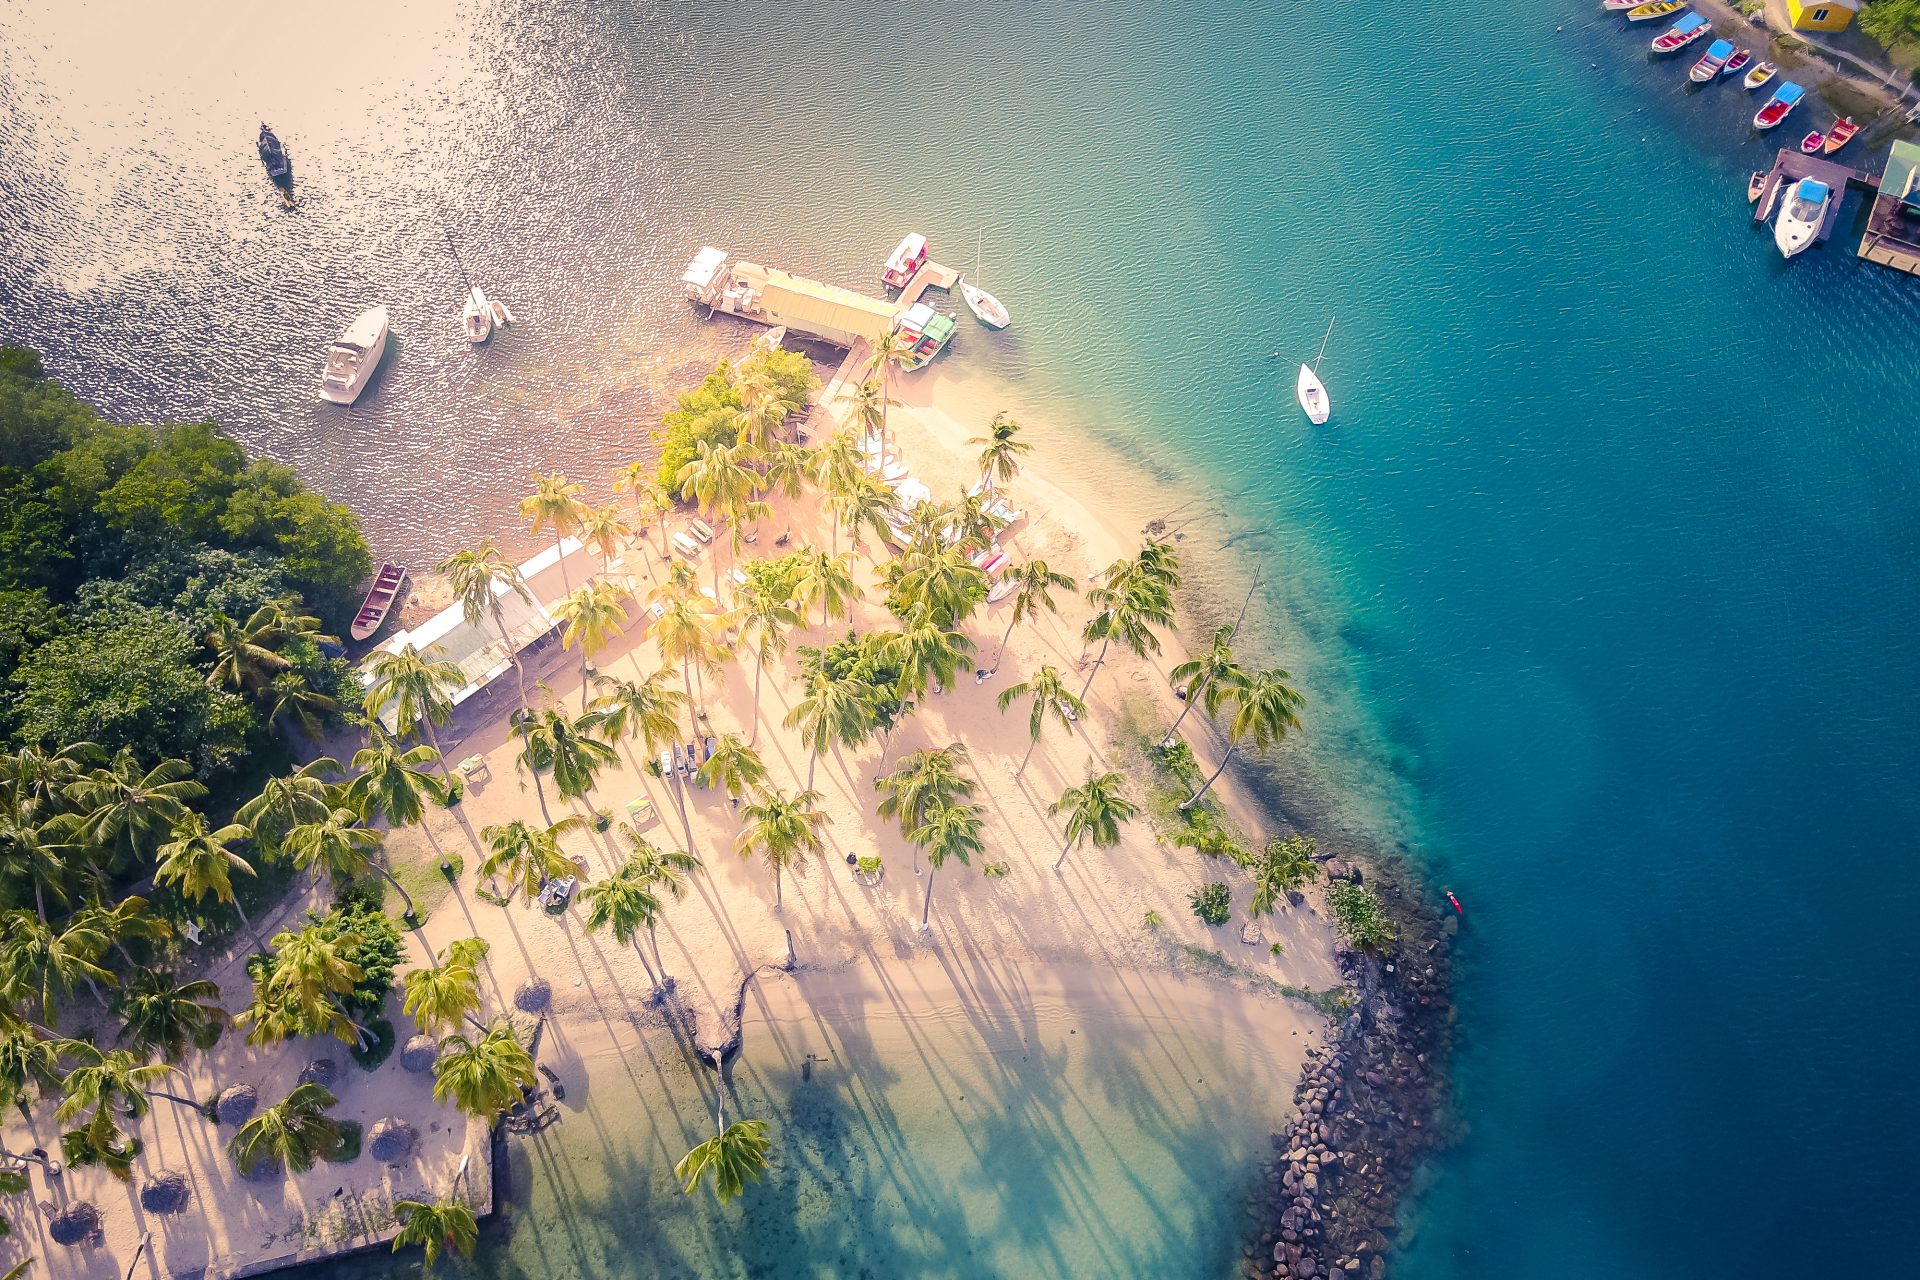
xmin=2 ymin=351 xmax=1345 ymax=1280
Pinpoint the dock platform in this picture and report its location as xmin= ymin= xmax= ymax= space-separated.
xmin=899 ymin=261 xmax=961 ymax=308
xmin=1751 ymin=150 xmax=1874 ymax=244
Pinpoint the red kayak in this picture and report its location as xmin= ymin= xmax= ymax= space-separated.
xmin=1445 ymin=890 xmax=1465 ymax=917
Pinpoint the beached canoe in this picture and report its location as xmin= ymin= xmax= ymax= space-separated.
xmin=350 ymin=562 xmax=407 ymax=641
xmin=1625 ymin=0 xmax=1686 ymax=20
xmin=1822 ymin=117 xmax=1859 ymax=153
xmin=1743 ymin=61 xmax=1777 ymax=90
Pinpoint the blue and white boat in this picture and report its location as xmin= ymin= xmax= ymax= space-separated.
xmin=1690 ymin=39 xmax=1734 ymax=82
xmin=1773 ymin=177 xmax=1831 ymax=258
xmin=1651 ymin=13 xmax=1709 ymax=54
xmin=1754 ymin=81 xmax=1804 ymax=129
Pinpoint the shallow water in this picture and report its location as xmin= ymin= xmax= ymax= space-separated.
xmin=6 ymin=0 xmax=1920 ymax=1275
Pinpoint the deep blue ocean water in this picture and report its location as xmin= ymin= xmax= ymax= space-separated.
xmin=4 ymin=1 xmax=1919 ymax=1274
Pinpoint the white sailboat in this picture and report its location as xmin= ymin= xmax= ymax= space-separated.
xmin=1297 ymin=317 xmax=1335 ymax=425
xmin=462 ymin=286 xmax=493 ymax=344
xmin=961 ymin=232 xmax=1011 ymax=330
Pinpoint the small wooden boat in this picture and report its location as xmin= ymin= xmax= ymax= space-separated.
xmin=1690 ymin=39 xmax=1734 ymax=82
xmin=490 ymin=297 xmax=516 ymax=328
xmin=1722 ymin=48 xmax=1752 ymax=78
xmin=257 ymin=123 xmax=292 ymax=189
xmin=1625 ymin=0 xmax=1685 ymax=20
xmin=350 ymin=562 xmax=407 ymax=641
xmin=1743 ymin=61 xmax=1777 ymax=90
xmin=1602 ymin=0 xmax=1651 ymax=9
xmin=1652 ymin=14 xmax=1710 ymax=54
xmin=1753 ymin=82 xmax=1804 ymax=130
xmin=1747 ymin=171 xmax=1767 ymax=203
xmin=1799 ymin=130 xmax=1825 ymax=154
xmin=1822 ymin=117 xmax=1859 ymax=153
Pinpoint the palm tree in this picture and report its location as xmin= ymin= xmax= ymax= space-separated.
xmin=734 ymin=787 xmax=828 ymax=909
xmin=511 ymin=704 xmax=618 ymax=812
xmin=362 ymin=643 xmax=464 ymax=773
xmin=266 ymin=670 xmax=341 ymax=743
xmin=1180 ymin=667 xmax=1305 ymax=810
xmin=236 ymin=760 xmax=339 ymax=855
xmin=696 ymin=734 xmax=769 ymax=804
xmin=970 ymin=411 xmax=1032 ymax=491
xmin=72 ymin=894 xmax=170 ymax=970
xmin=440 ymin=541 xmax=535 ymax=701
xmin=908 ymin=797 xmax=986 ymax=929
xmin=996 ymin=666 xmax=1086 ymax=775
xmin=390 ymin=1196 xmax=479 ymax=1272
xmin=885 ymin=603 xmax=974 ymax=700
xmin=989 ymin=559 xmax=1077 ymax=672
xmin=112 ymin=971 xmax=227 ymax=1063
xmin=1250 ymin=835 xmax=1317 ymax=918
xmin=891 ymin=544 xmax=987 ymax=628
xmin=284 ymin=806 xmax=417 ymax=921
xmin=648 ymin=595 xmax=729 ymax=730
xmin=521 ymin=471 xmax=589 ymax=594
xmin=813 ymin=430 xmax=867 ymax=552
xmin=579 ymin=502 xmax=637 ymax=576
xmin=204 ymin=606 xmax=294 ymax=693
xmin=864 ymin=328 xmax=913 ymax=456
xmin=736 ymin=582 xmax=801 ymax=746
xmin=831 ymin=474 xmax=900 ymax=557
xmin=240 ymin=923 xmax=366 ymax=1046
xmin=676 ymin=1115 xmax=772 ymax=1204
xmin=874 ymin=744 xmax=975 ymax=874
xmin=792 ymin=547 xmax=859 ymax=629
xmin=675 ymin=439 xmax=760 ymax=592
xmin=433 ymin=1021 xmax=536 ymax=1119
xmin=402 ymin=941 xmax=487 ymax=1036
xmin=65 ymin=751 xmax=204 ymax=871
xmin=228 ymin=1082 xmax=341 ymax=1175
xmin=759 ymin=440 xmax=817 ymax=503
xmin=347 ymin=733 xmax=449 ymax=828
xmin=848 ymin=377 xmax=895 ymax=453
xmin=589 ymin=670 xmax=687 ymax=760
xmin=735 ymin=361 xmax=801 ymax=451
xmin=615 ymin=461 xmax=675 ymax=566
xmin=1165 ymin=625 xmax=1245 ymax=744
xmin=477 ymin=818 xmax=584 ymax=903
xmin=784 ymin=668 xmax=877 ymax=791
xmin=1049 ymin=770 xmax=1138 ymax=872
xmin=553 ymin=580 xmax=631 ymax=707
xmin=154 ymin=812 xmax=258 ymax=933
xmin=0 ymin=1007 xmax=67 ymax=1121
xmin=0 ymin=812 xmax=82 ymax=924
xmin=57 ymin=1045 xmax=205 ymax=1135
xmin=579 ymin=845 xmax=693 ymax=981
xmin=1077 ymin=579 xmax=1174 ymax=702
xmin=0 ymin=911 xmax=114 ymax=1023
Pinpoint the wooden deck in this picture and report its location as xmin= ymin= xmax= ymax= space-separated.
xmin=898 ymin=260 xmax=961 ymax=308
xmin=1751 ymin=149 xmax=1875 ymax=245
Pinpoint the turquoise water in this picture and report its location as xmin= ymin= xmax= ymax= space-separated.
xmin=5 ymin=0 xmax=1920 ymax=1274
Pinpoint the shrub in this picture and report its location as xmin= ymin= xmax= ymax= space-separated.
xmin=1325 ymin=880 xmax=1396 ymax=951
xmin=1189 ymin=882 xmax=1232 ymax=926
xmin=329 ymin=1119 xmax=363 ymax=1162
xmin=1143 ymin=909 xmax=1164 ymax=929
xmin=1173 ymin=808 xmax=1250 ymax=866
xmin=350 ymin=1019 xmax=396 ymax=1072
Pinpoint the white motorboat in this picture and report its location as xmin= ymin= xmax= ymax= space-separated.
xmin=1296 ymin=363 xmax=1331 ymax=425
xmin=961 ymin=232 xmax=1011 ymax=329
xmin=462 ymin=287 xmax=493 ymax=344
xmin=1772 ymin=177 xmax=1830 ymax=258
xmin=1295 ymin=316 xmax=1336 ymax=424
xmin=319 ymin=306 xmax=389 ymax=405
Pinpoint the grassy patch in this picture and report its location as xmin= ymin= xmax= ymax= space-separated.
xmin=1174 ymin=943 xmax=1235 ymax=975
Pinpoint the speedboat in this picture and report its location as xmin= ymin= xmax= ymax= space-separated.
xmin=319 ymin=306 xmax=389 ymax=404
xmin=257 ymin=124 xmax=292 ymax=198
xmin=462 ymin=287 xmax=492 ymax=344
xmin=1743 ymin=61 xmax=1777 ymax=90
xmin=1296 ymin=363 xmax=1330 ymax=425
xmin=1651 ymin=14 xmax=1710 ymax=54
xmin=1822 ymin=117 xmax=1859 ymax=153
xmin=1773 ymin=177 xmax=1831 ymax=258
xmin=882 ymin=234 xmax=929 ymax=290
xmin=1690 ymin=40 xmax=1734 ymax=82
xmin=1753 ymin=82 xmax=1804 ymax=129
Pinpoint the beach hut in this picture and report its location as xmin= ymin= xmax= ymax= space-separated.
xmin=1783 ymin=0 xmax=1857 ymax=33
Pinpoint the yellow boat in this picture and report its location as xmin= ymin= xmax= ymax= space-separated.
xmin=1625 ymin=0 xmax=1686 ymax=21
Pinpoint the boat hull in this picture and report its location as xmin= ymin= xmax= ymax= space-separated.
xmin=350 ymin=563 xmax=408 ymax=641
xmin=463 ymin=287 xmax=493 ymax=344
xmin=961 ymin=282 xmax=1010 ymax=329
xmin=1296 ymin=364 xmax=1331 ymax=425
xmin=319 ymin=307 xmax=390 ymax=405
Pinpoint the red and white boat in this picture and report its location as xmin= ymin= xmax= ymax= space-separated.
xmin=1651 ymin=13 xmax=1709 ymax=53
xmin=1721 ymin=48 xmax=1752 ymax=78
xmin=350 ymin=562 xmax=407 ymax=641
xmin=1822 ymin=117 xmax=1859 ymax=154
xmin=1799 ymin=130 xmax=1825 ymax=154
xmin=881 ymin=234 xmax=928 ymax=290
xmin=1753 ymin=82 xmax=1804 ymax=130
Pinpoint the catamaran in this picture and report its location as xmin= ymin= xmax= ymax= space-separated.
xmin=1296 ymin=317 xmax=1335 ymax=425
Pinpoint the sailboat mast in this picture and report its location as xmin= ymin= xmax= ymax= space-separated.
xmin=1313 ymin=317 xmax=1336 ymax=370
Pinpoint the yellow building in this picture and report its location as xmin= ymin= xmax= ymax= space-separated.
xmin=1784 ymin=0 xmax=1857 ymax=33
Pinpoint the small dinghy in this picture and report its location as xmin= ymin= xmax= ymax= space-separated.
xmin=1722 ymin=48 xmax=1752 ymax=78
xmin=257 ymin=123 xmax=293 ymax=201
xmin=462 ymin=287 xmax=493 ymax=344
xmin=1799 ymin=130 xmax=1825 ymax=155
xmin=1602 ymin=0 xmax=1652 ymax=9
xmin=1295 ymin=317 xmax=1335 ymax=425
xmin=351 ymin=562 xmax=408 ymax=641
xmin=1625 ymin=0 xmax=1686 ymax=20
xmin=490 ymin=297 xmax=515 ymax=328
xmin=1747 ymin=171 xmax=1767 ymax=203
xmin=1743 ymin=61 xmax=1777 ymax=91
xmin=1821 ymin=117 xmax=1859 ymax=154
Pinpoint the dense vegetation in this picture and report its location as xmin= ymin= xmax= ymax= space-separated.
xmin=653 ymin=348 xmax=816 ymax=497
xmin=1860 ymin=0 xmax=1920 ymax=51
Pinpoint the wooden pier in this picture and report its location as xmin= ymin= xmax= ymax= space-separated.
xmin=898 ymin=260 xmax=961 ymax=308
xmin=1751 ymin=149 xmax=1874 ymax=245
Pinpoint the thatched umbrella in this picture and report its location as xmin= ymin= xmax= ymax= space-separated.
xmin=400 ymin=1035 xmax=439 ymax=1073
xmin=366 ymin=1118 xmax=416 ymax=1165
xmin=48 ymin=1201 xmax=101 ymax=1246
xmin=514 ymin=978 xmax=552 ymax=1013
xmin=297 ymin=1058 xmax=338 ymax=1088
xmin=140 ymin=1170 xmax=191 ymax=1215
xmin=214 ymin=1084 xmax=258 ymax=1126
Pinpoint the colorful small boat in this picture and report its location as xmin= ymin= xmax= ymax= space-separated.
xmin=1743 ymin=60 xmax=1777 ymax=90
xmin=1747 ymin=171 xmax=1766 ymax=203
xmin=882 ymin=233 xmax=928 ymax=290
xmin=1652 ymin=14 xmax=1710 ymax=53
xmin=1690 ymin=39 xmax=1734 ymax=82
xmin=350 ymin=562 xmax=407 ymax=641
xmin=1799 ymin=130 xmax=1825 ymax=154
xmin=1603 ymin=0 xmax=1648 ymax=7
xmin=1722 ymin=48 xmax=1752 ymax=78
xmin=1625 ymin=0 xmax=1686 ymax=20
xmin=1753 ymin=82 xmax=1804 ymax=130
xmin=1822 ymin=117 xmax=1859 ymax=153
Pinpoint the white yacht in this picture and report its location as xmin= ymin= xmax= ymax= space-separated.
xmin=1773 ymin=178 xmax=1831 ymax=259
xmin=319 ymin=306 xmax=389 ymax=404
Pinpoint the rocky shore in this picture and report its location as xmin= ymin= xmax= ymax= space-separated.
xmin=1245 ymin=862 xmax=1456 ymax=1280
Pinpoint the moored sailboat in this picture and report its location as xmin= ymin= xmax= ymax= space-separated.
xmin=1296 ymin=317 xmax=1336 ymax=425
xmin=961 ymin=232 xmax=1011 ymax=329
